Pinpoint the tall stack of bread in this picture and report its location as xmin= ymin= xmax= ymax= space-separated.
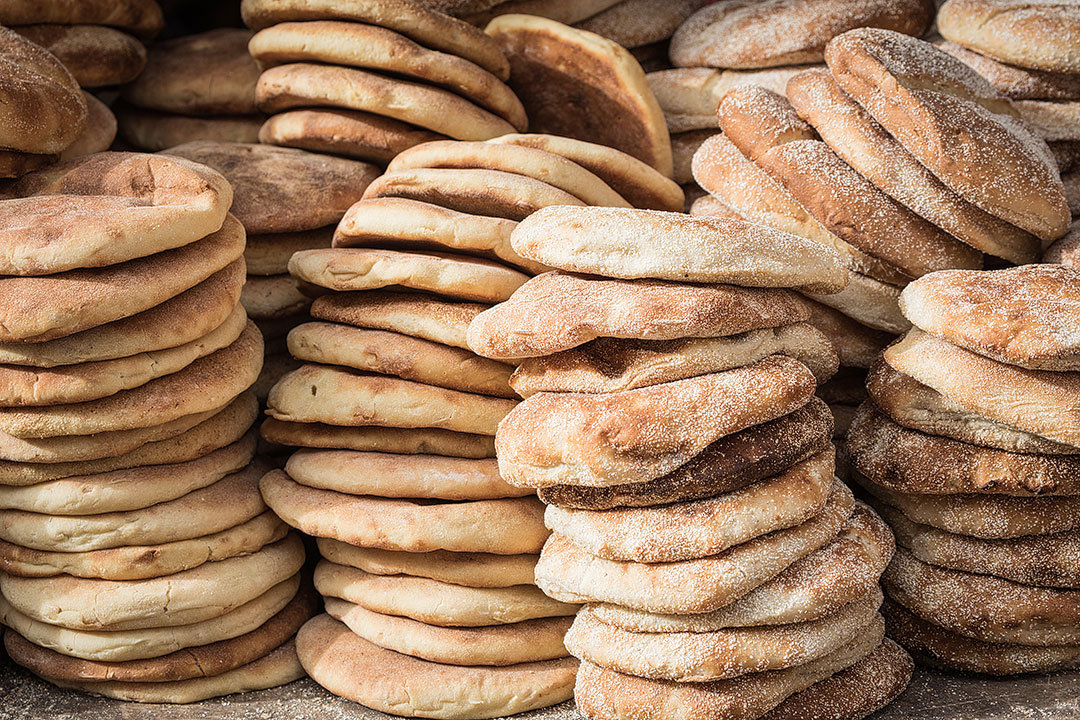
xmin=850 ymin=265 xmax=1080 ymax=675
xmin=257 ymin=134 xmax=679 ymax=717
xmin=242 ymin=0 xmax=526 ymax=166
xmin=690 ymin=28 xmax=1071 ymax=476
xmin=0 ymin=152 xmax=314 ymax=703
xmin=161 ymin=141 xmax=379 ymax=403
xmin=468 ymin=206 xmax=911 ymax=720
xmin=116 ymin=29 xmax=263 ymax=151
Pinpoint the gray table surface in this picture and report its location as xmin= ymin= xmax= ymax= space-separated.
xmin=2 ymin=652 xmax=1078 ymax=720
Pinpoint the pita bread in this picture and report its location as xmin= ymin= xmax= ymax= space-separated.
xmin=326 ymin=597 xmax=571 ymax=666
xmin=511 ymin=323 xmax=837 ymax=397
xmin=0 ymin=304 xmax=247 ymax=408
xmin=490 ymin=133 xmax=683 ymax=211
xmin=333 ymin=197 xmax=547 ymax=274
xmin=935 ymin=40 xmax=1080 ymax=102
xmin=387 ymin=141 xmax=630 ymax=208
xmin=592 ymin=503 xmax=893 ymax=631
xmin=290 ymin=248 xmax=528 ymax=304
xmin=316 ymin=540 xmax=536 ymax=588
xmin=0 ymin=153 xmax=233 ymax=276
xmin=3 ymin=583 xmax=316 ymax=682
xmin=59 ymin=92 xmax=117 ymax=161
xmin=240 ymin=274 xmax=309 ymax=320
xmin=0 ymin=322 xmax=261 ymax=439
xmin=497 ymin=357 xmax=816 ymax=488
xmin=468 ymin=271 xmax=810 ymax=360
xmin=258 ymin=108 xmax=445 ymax=164
xmin=240 ymin=0 xmax=510 ymax=79
xmin=0 ymin=462 xmax=267 ymax=552
xmin=296 ymin=614 xmax=576 ymax=719
xmin=0 ymin=213 xmax=244 ymax=343
xmin=261 ymin=418 xmax=495 ymax=458
xmin=314 ymin=561 xmax=576 ymax=626
xmin=546 ymin=450 xmax=834 ymax=563
xmin=575 ymin=0 xmax=711 ymax=48
xmin=11 ymin=24 xmax=145 ymax=88
xmin=0 ymin=511 xmax=287 ymax=581
xmin=536 ymin=482 xmax=854 ymax=614
xmin=487 ymin=15 xmax=673 ymax=177
xmin=0 ymin=574 xmax=298 ymax=661
xmin=575 ymin=621 xmax=884 ymax=720
xmin=268 ymin=364 xmax=514 ymax=435
xmin=539 ymin=397 xmax=833 ymax=510
xmin=799 ymin=295 xmax=893 ymax=369
xmin=311 ymin=290 xmax=488 ymax=350
xmin=0 ymin=1 xmax=164 ymax=39
xmin=0 ymin=534 xmax=304 ymax=631
xmin=289 ymin=323 xmax=515 ymax=398
xmin=285 ymin=449 xmax=527 ymax=501
xmin=567 ymin=592 xmax=882 ymax=682
xmin=260 ymin=470 xmax=546 ymax=554
xmin=937 ymin=0 xmax=1080 ymax=74
xmin=245 ymin=228 xmax=332 ymax=276
xmin=509 ymin=206 xmax=848 ymax=292
xmin=0 ymin=392 xmax=257 ymax=485
xmin=0 ymin=150 xmax=57 ymax=181
xmin=115 ymin=106 xmax=262 ymax=151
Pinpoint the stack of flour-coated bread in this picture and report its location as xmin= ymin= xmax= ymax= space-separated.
xmin=0 ymin=152 xmax=314 ymax=702
xmin=646 ymin=0 xmax=936 ymax=192
xmin=850 ymin=265 xmax=1080 ymax=675
xmin=256 ymin=133 xmax=679 ymax=718
xmin=468 ymin=206 xmax=911 ymax=720
xmin=690 ymin=27 xmax=1070 ymax=477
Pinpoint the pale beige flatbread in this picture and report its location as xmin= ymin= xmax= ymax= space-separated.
xmin=316 ymin=540 xmax=537 ymax=588
xmin=260 ymin=418 xmax=495 ymax=458
xmin=310 ymin=290 xmax=489 ymax=350
xmin=240 ymin=274 xmax=310 ymax=320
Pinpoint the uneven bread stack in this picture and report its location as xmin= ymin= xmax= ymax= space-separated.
xmin=469 ymin=206 xmax=912 ymax=720
xmin=0 ymin=152 xmax=314 ymax=702
xmin=849 ymin=265 xmax=1080 ymax=676
xmin=691 ymin=28 xmax=1072 ymax=470
xmin=243 ymin=0 xmax=526 ymax=166
xmin=0 ymin=27 xmax=88 ymax=178
xmin=161 ymin=141 xmax=379 ymax=401
xmin=2 ymin=0 xmax=160 ymax=88
xmin=117 ymin=29 xmax=263 ymax=151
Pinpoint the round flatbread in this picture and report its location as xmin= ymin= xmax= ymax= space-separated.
xmin=245 ymin=228 xmax=332 ymax=276
xmin=311 ymin=290 xmax=488 ymax=350
xmin=316 ymin=540 xmax=536 ymax=588
xmin=937 ymin=0 xmax=1080 ymax=74
xmin=116 ymin=106 xmax=263 ymax=151
xmin=258 ymin=108 xmax=446 ymax=165
xmin=241 ymin=274 xmax=310 ymax=320
xmin=14 ymin=24 xmax=146 ymax=88
xmin=0 ymin=0 xmax=164 ymax=39
xmin=60 ymin=92 xmax=117 ymax=160
xmin=261 ymin=418 xmax=495 ymax=458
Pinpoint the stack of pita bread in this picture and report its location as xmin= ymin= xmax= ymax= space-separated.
xmin=242 ymin=0 xmax=527 ymax=166
xmin=1 ymin=0 xmax=160 ymax=88
xmin=0 ymin=152 xmax=314 ymax=703
xmin=469 ymin=206 xmax=912 ymax=720
xmin=849 ymin=265 xmax=1080 ymax=675
xmin=161 ymin=141 xmax=380 ymax=402
xmin=116 ymin=29 xmax=263 ymax=151
xmin=690 ymin=28 xmax=1071 ymax=477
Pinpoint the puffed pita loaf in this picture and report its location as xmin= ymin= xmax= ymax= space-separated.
xmin=536 ymin=482 xmax=854 ymax=614
xmin=0 ymin=511 xmax=287 ymax=581
xmin=539 ymin=397 xmax=833 ymax=510
xmin=325 ymin=598 xmax=571 ymax=666
xmin=826 ymin=28 xmax=1069 ymax=241
xmin=316 ymin=540 xmax=537 ymax=588
xmin=3 ymin=583 xmax=316 ymax=682
xmin=511 ymin=323 xmax=838 ymax=396
xmin=936 ymin=40 xmax=1080 ymax=101
xmin=0 ymin=213 xmax=244 ymax=343
xmin=468 ymin=271 xmax=811 ymax=360
xmin=937 ymin=0 xmax=1080 ymax=74
xmin=296 ymin=614 xmax=576 ymax=719
xmin=0 ymin=0 xmax=164 ymax=39
xmin=899 ymin=265 xmax=1080 ymax=371
xmin=566 ymin=592 xmax=881 ymax=682
xmin=290 ymin=247 xmax=528 ymax=304
xmin=116 ymin=106 xmax=262 ymax=152
xmin=0 ymin=392 xmax=256 ymax=485
xmin=240 ymin=0 xmax=510 ymax=79
xmin=0 ymin=534 xmax=304 ymax=631
xmin=1015 ymin=100 xmax=1080 ymax=142
xmin=489 ymin=133 xmax=683 ymax=211
xmin=314 ymin=561 xmax=576 ymax=626
xmin=0 ymin=462 xmax=267 ymax=552
xmin=497 ymin=357 xmax=816 ymax=488
xmin=260 ymin=419 xmax=495 ymax=459
xmin=591 ymin=503 xmax=893 ymax=631
xmin=260 ymin=470 xmax=546 ymax=554
xmin=510 ymin=206 xmax=848 ymax=292
xmin=486 ymin=15 xmax=673 ymax=177
xmin=240 ymin=274 xmax=309 ymax=320
xmin=11 ymin=24 xmax=146 ymax=88
xmin=258 ymin=108 xmax=446 ymax=165
xmin=285 ymin=449 xmax=527 ymax=501
xmin=311 ymin=290 xmax=489 ymax=350
xmin=848 ymin=400 xmax=1080 ymax=496
xmin=267 ymin=364 xmax=514 ymax=435
xmin=0 ymin=575 xmax=298 ymax=661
